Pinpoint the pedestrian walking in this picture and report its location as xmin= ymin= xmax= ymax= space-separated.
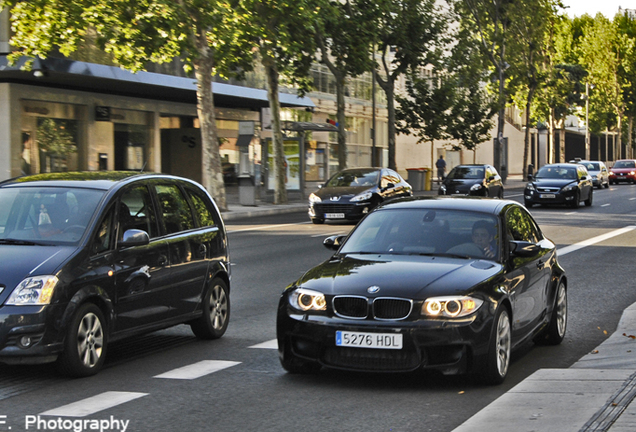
xmin=436 ymin=155 xmax=446 ymax=181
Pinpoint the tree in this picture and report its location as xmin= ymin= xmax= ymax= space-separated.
xmin=615 ymin=12 xmax=636 ymax=158
xmin=368 ymin=0 xmax=446 ymax=171
xmin=314 ymin=0 xmax=374 ymax=171
xmin=1 ymin=0 xmax=253 ymax=211
xmin=240 ymin=0 xmax=317 ymax=204
xmin=455 ymin=0 xmax=514 ymax=175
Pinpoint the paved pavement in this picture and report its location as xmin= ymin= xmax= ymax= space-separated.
xmin=220 ymin=175 xmax=636 ymax=431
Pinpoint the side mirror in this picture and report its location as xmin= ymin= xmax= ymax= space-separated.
xmin=323 ymin=235 xmax=347 ymax=251
xmin=509 ymin=240 xmax=539 ymax=257
xmin=580 ymin=176 xmax=587 ymax=181
xmin=120 ymin=229 xmax=150 ymax=247
xmin=488 ymin=175 xmax=496 ymax=181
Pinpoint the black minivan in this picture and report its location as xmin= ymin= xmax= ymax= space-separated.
xmin=0 ymin=172 xmax=230 ymax=376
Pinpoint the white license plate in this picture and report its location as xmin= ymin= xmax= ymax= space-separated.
xmin=325 ymin=213 xmax=345 ymax=219
xmin=335 ymin=331 xmax=403 ymax=349
xmin=540 ymin=194 xmax=556 ymax=199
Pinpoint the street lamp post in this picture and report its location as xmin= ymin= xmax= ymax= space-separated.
xmin=585 ymin=82 xmax=590 ymax=161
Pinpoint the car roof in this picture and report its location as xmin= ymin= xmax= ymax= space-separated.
xmin=377 ymin=196 xmax=512 ymax=215
xmin=0 ymin=171 xmax=191 ymax=191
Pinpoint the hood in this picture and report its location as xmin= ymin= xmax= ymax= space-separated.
xmin=294 ymin=254 xmax=501 ymax=299
xmin=443 ymin=178 xmax=481 ymax=192
xmin=0 ymin=245 xmax=76 ymax=304
xmin=530 ymin=178 xmax=577 ymax=188
xmin=314 ymin=186 xmax=373 ymax=201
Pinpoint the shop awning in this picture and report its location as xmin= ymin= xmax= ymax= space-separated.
xmin=0 ymin=56 xmax=315 ymax=110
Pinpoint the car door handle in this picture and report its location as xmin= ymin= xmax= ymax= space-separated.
xmin=536 ymin=260 xmax=545 ymax=270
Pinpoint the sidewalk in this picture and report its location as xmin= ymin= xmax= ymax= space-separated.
xmin=221 ymin=173 xmax=636 ymax=431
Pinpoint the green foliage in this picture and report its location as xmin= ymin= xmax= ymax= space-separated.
xmin=37 ymin=118 xmax=76 ymax=156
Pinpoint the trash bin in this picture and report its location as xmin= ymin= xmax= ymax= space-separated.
xmin=423 ymin=168 xmax=432 ymax=191
xmin=238 ymin=175 xmax=256 ymax=206
xmin=406 ymin=168 xmax=425 ymax=191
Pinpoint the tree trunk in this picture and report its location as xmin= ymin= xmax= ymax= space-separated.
xmin=629 ymin=115 xmax=633 ymax=159
xmin=522 ymin=87 xmax=535 ymax=180
xmin=193 ymin=43 xmax=227 ymax=211
xmin=263 ymin=54 xmax=288 ymax=204
xmin=386 ymin=80 xmax=396 ymax=170
xmin=616 ymin=113 xmax=622 ymax=160
xmin=334 ymin=72 xmax=347 ymax=171
xmin=559 ymin=125 xmax=566 ymax=163
xmin=494 ymin=66 xmax=505 ymax=174
xmin=548 ymin=109 xmax=555 ymax=164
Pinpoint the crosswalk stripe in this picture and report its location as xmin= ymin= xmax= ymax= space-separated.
xmin=40 ymin=392 xmax=148 ymax=417
xmin=248 ymin=339 xmax=278 ymax=349
xmin=154 ymin=360 xmax=240 ymax=380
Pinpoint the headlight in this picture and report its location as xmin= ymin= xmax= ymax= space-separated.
xmin=289 ymin=288 xmax=326 ymax=311
xmin=525 ymin=183 xmax=535 ymax=191
xmin=309 ymin=193 xmax=321 ymax=204
xmin=610 ymin=171 xmax=615 ymax=176
xmin=350 ymin=192 xmax=373 ymax=202
xmin=631 ymin=171 xmax=636 ymax=175
xmin=422 ymin=296 xmax=483 ymax=318
xmin=6 ymin=276 xmax=59 ymax=305
xmin=562 ymin=184 xmax=576 ymax=192
xmin=470 ymin=183 xmax=483 ymax=191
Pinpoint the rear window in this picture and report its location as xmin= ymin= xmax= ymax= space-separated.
xmin=448 ymin=167 xmax=484 ymax=180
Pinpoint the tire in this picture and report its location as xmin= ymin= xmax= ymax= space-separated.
xmin=279 ymin=338 xmax=321 ymax=374
xmin=481 ymin=307 xmax=511 ymax=385
xmin=57 ymin=303 xmax=107 ymax=377
xmin=534 ymin=281 xmax=567 ymax=346
xmin=190 ymin=278 xmax=230 ymax=339
xmin=524 ymin=200 xmax=534 ymax=208
xmin=570 ymin=191 xmax=580 ymax=209
xmin=584 ymin=189 xmax=593 ymax=206
xmin=498 ymin=189 xmax=504 ymax=199
xmin=604 ymin=181 xmax=610 ymax=189
xmin=311 ymin=218 xmax=324 ymax=225
xmin=597 ymin=182 xmax=603 ymax=190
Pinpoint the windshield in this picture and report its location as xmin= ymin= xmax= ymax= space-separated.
xmin=535 ymin=166 xmax=577 ymax=180
xmin=582 ymin=162 xmax=599 ymax=171
xmin=447 ymin=167 xmax=485 ymax=180
xmin=340 ymin=208 xmax=499 ymax=261
xmin=0 ymin=186 xmax=105 ymax=245
xmin=325 ymin=170 xmax=379 ymax=187
xmin=613 ymin=161 xmax=636 ymax=169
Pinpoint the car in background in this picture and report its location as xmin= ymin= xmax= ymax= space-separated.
xmin=438 ymin=164 xmax=504 ymax=198
xmin=609 ymin=159 xmax=636 ymax=184
xmin=524 ymin=163 xmax=593 ymax=208
xmin=0 ymin=172 xmax=230 ymax=377
xmin=577 ymin=161 xmax=609 ymax=189
xmin=308 ymin=167 xmax=412 ymax=224
xmin=278 ymin=197 xmax=567 ymax=384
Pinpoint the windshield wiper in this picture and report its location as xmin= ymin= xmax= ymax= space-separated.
xmin=434 ymin=252 xmax=473 ymax=259
xmin=0 ymin=238 xmax=47 ymax=246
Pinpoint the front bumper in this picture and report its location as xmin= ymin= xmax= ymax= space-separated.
xmin=277 ymin=302 xmax=494 ymax=375
xmin=309 ymin=202 xmax=373 ymax=221
xmin=524 ymin=188 xmax=576 ymax=205
xmin=610 ymin=173 xmax=635 ymax=183
xmin=0 ymin=304 xmax=66 ymax=364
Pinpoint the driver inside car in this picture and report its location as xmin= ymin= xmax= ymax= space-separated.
xmin=472 ymin=220 xmax=496 ymax=258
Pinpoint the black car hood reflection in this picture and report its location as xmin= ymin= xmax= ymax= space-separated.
xmin=295 ymin=254 xmax=501 ymax=299
xmin=531 ymin=178 xmax=577 ymax=188
xmin=0 ymin=245 xmax=75 ymax=304
xmin=314 ymin=186 xmax=372 ymax=201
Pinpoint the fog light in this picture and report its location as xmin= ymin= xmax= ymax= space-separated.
xmin=18 ymin=336 xmax=33 ymax=348
xmin=362 ymin=207 xmax=369 ymax=214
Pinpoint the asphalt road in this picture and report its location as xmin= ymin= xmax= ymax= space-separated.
xmin=0 ymin=184 xmax=635 ymax=432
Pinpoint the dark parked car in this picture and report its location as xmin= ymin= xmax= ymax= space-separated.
xmin=438 ymin=164 xmax=504 ymax=198
xmin=609 ymin=159 xmax=636 ymax=184
xmin=524 ymin=163 xmax=593 ymax=208
xmin=278 ymin=197 xmax=567 ymax=384
xmin=577 ymin=161 xmax=609 ymax=189
xmin=0 ymin=172 xmax=230 ymax=376
xmin=308 ymin=168 xmax=412 ymax=224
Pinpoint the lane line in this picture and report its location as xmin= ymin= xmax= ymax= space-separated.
xmin=630 ymin=198 xmax=636 ymax=201
xmin=505 ymin=193 xmax=524 ymax=198
xmin=311 ymin=231 xmax=348 ymax=238
xmin=249 ymin=339 xmax=278 ymax=349
xmin=154 ymin=360 xmax=240 ymax=380
xmin=227 ymin=222 xmax=310 ymax=234
xmin=601 ymin=203 xmax=611 ymax=207
xmin=559 ymin=226 xmax=636 ymax=256
xmin=40 ymin=392 xmax=148 ymax=417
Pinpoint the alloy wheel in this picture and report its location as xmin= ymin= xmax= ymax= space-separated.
xmin=77 ymin=312 xmax=104 ymax=369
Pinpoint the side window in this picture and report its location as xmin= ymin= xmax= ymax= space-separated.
xmin=505 ymin=207 xmax=539 ymax=244
xmin=186 ymin=187 xmax=219 ymax=227
xmin=92 ymin=207 xmax=114 ymax=254
xmin=120 ymin=185 xmax=159 ymax=239
xmin=155 ymin=184 xmax=195 ymax=235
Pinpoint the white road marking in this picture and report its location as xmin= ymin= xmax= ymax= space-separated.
xmin=559 ymin=226 xmax=636 ymax=256
xmin=564 ymin=212 xmax=577 ymax=215
xmin=311 ymin=231 xmax=348 ymax=238
xmin=40 ymin=392 xmax=148 ymax=417
xmin=601 ymin=203 xmax=611 ymax=207
xmin=505 ymin=193 xmax=524 ymax=198
xmin=630 ymin=198 xmax=636 ymax=201
xmin=154 ymin=360 xmax=240 ymax=380
xmin=227 ymin=222 xmax=310 ymax=234
xmin=249 ymin=339 xmax=278 ymax=349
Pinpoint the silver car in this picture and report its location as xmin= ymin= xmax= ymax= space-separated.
xmin=578 ymin=161 xmax=609 ymax=189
